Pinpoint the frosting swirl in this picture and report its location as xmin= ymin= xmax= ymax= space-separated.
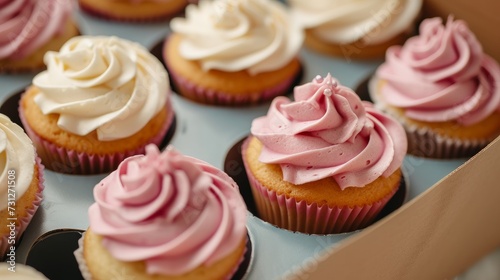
xmin=0 ymin=114 xmax=36 ymax=211
xmin=0 ymin=0 xmax=72 ymax=60
xmin=376 ymin=17 xmax=500 ymax=125
xmin=289 ymin=0 xmax=422 ymax=45
xmin=251 ymin=74 xmax=406 ymax=189
xmin=88 ymin=145 xmax=247 ymax=275
xmin=170 ymin=0 xmax=303 ymax=75
xmin=32 ymin=36 xmax=169 ymax=141
xmin=0 ymin=263 xmax=48 ymax=279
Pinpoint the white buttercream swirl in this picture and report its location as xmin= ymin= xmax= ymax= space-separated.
xmin=289 ymin=0 xmax=422 ymax=45
xmin=0 ymin=114 xmax=35 ymax=211
xmin=32 ymin=36 xmax=169 ymax=141
xmin=170 ymin=0 xmax=303 ymax=75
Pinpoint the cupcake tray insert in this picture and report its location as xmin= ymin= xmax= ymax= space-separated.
xmin=1 ymin=5 xmax=493 ymax=280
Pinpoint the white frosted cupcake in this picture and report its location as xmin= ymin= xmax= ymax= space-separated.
xmin=19 ymin=36 xmax=174 ymax=174
xmin=289 ymin=0 xmax=422 ymax=59
xmin=164 ymin=0 xmax=304 ymax=105
xmin=0 ymin=114 xmax=44 ymax=259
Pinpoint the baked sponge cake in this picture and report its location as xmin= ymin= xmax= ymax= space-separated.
xmin=0 ymin=114 xmax=44 ymax=259
xmin=288 ymin=0 xmax=422 ymax=60
xmin=242 ymin=74 xmax=407 ymax=234
xmin=75 ymin=144 xmax=248 ymax=279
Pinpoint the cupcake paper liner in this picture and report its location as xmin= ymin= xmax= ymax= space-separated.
xmin=1 ymin=157 xmax=44 ymax=258
xmin=245 ymin=165 xmax=398 ymax=234
xmin=368 ymin=77 xmax=492 ymax=159
xmin=74 ymin=232 xmax=248 ymax=280
xmin=19 ymin=101 xmax=174 ymax=175
xmin=241 ymin=138 xmax=399 ymax=235
xmin=165 ymin=60 xmax=300 ymax=106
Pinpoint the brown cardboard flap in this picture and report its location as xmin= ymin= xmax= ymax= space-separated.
xmin=423 ymin=0 xmax=500 ymax=62
xmin=289 ymin=136 xmax=500 ymax=279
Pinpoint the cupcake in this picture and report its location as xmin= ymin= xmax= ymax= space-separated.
xmin=0 ymin=263 xmax=48 ymax=279
xmin=242 ymin=74 xmax=407 ymax=234
xmin=78 ymin=0 xmax=189 ymax=22
xmin=0 ymin=114 xmax=44 ymax=259
xmin=288 ymin=0 xmax=422 ymax=60
xmin=164 ymin=0 xmax=304 ymax=105
xmin=370 ymin=17 xmax=500 ymax=158
xmin=75 ymin=144 xmax=248 ymax=279
xmin=0 ymin=0 xmax=79 ymax=73
xmin=19 ymin=36 xmax=174 ymax=175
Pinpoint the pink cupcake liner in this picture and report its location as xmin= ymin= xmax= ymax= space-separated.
xmin=74 ymin=232 xmax=249 ymax=280
xmin=241 ymin=138 xmax=398 ymax=234
xmin=368 ymin=77 xmax=491 ymax=159
xmin=19 ymin=101 xmax=174 ymax=175
xmin=246 ymin=167 xmax=397 ymax=234
xmin=163 ymin=49 xmax=301 ymax=106
xmin=1 ymin=157 xmax=44 ymax=258
xmin=78 ymin=1 xmax=188 ymax=23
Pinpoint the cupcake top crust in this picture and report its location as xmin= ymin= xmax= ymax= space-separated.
xmin=88 ymin=144 xmax=247 ymax=275
xmin=0 ymin=0 xmax=73 ymax=60
xmin=0 ymin=114 xmax=36 ymax=212
xmin=32 ymin=36 xmax=170 ymax=141
xmin=169 ymin=0 xmax=303 ymax=75
xmin=289 ymin=0 xmax=422 ymax=45
xmin=251 ymin=74 xmax=407 ymax=190
xmin=375 ymin=17 xmax=500 ymax=126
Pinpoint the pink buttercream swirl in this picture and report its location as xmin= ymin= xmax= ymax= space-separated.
xmin=88 ymin=145 xmax=247 ymax=275
xmin=251 ymin=74 xmax=407 ymax=190
xmin=0 ymin=0 xmax=72 ymax=60
xmin=376 ymin=16 xmax=500 ymax=125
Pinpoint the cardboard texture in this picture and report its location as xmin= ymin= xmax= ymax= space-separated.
xmin=290 ymin=136 xmax=500 ymax=279
xmin=287 ymin=1 xmax=500 ymax=279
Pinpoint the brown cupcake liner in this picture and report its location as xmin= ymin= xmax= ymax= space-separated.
xmin=368 ymin=76 xmax=492 ymax=159
xmin=78 ymin=1 xmax=189 ymax=23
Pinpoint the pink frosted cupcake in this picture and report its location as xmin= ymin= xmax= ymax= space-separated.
xmin=163 ymin=0 xmax=303 ymax=106
xmin=0 ymin=114 xmax=44 ymax=259
xmin=0 ymin=0 xmax=79 ymax=73
xmin=19 ymin=36 xmax=174 ymax=175
xmin=75 ymin=145 xmax=248 ymax=280
xmin=242 ymin=74 xmax=407 ymax=234
xmin=370 ymin=17 xmax=500 ymax=158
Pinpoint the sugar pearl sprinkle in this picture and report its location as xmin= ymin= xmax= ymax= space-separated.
xmin=317 ymin=73 xmax=339 ymax=96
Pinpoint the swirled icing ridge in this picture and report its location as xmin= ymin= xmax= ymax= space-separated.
xmin=32 ymin=36 xmax=170 ymax=141
xmin=88 ymin=144 xmax=247 ymax=275
xmin=170 ymin=0 xmax=303 ymax=75
xmin=251 ymin=74 xmax=407 ymax=189
xmin=376 ymin=17 xmax=500 ymax=125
